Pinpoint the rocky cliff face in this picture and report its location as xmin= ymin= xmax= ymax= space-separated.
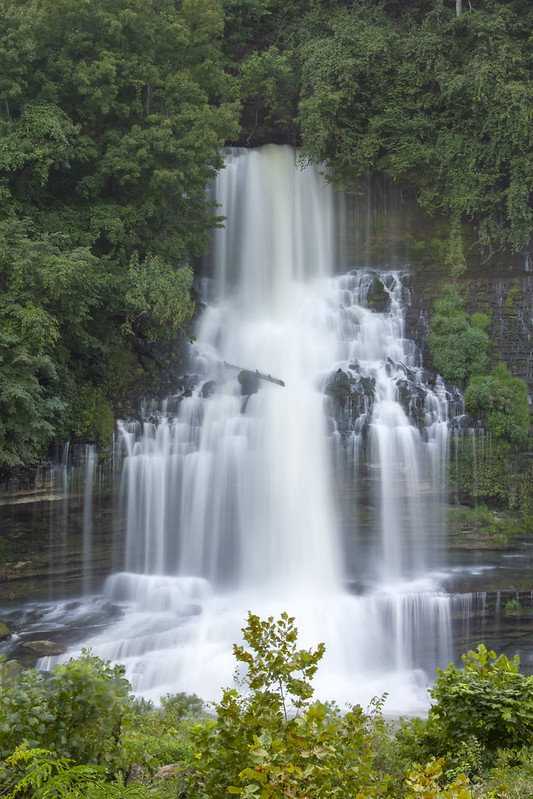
xmin=407 ymin=247 xmax=533 ymax=401
xmin=344 ymin=173 xmax=532 ymax=402
xmin=0 ymin=463 xmax=122 ymax=603
xmin=465 ymin=255 xmax=533 ymax=397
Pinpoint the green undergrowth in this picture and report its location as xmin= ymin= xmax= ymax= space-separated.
xmin=3 ymin=617 xmax=533 ymax=798
xmin=451 ymin=435 xmax=533 ymax=514
xmin=448 ymin=504 xmax=533 ymax=549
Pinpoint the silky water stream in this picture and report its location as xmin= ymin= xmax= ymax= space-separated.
xmin=35 ymin=146 xmax=458 ymax=714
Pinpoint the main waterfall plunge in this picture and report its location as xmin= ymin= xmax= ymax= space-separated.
xmin=40 ymin=146 xmax=456 ymax=713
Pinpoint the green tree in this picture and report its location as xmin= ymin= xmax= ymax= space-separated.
xmin=0 ymin=0 xmax=239 ymax=468
xmin=298 ymin=4 xmax=397 ymax=181
xmin=429 ymin=286 xmax=530 ymax=448
xmin=395 ymin=645 xmax=533 ymax=780
xmin=190 ymin=612 xmax=384 ymax=799
xmin=395 ymin=1 xmax=533 ymax=257
xmin=0 ymin=219 xmax=106 ymax=469
xmin=2 ymin=0 xmax=239 ymax=274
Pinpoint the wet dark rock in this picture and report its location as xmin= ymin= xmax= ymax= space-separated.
xmin=366 ymin=275 xmax=390 ymax=313
xmin=201 ymin=380 xmax=217 ymax=398
xmin=325 ymin=369 xmax=376 ymax=413
xmin=397 ymin=380 xmax=427 ymax=424
xmin=357 ymin=376 xmax=376 ymax=402
xmin=325 ymin=369 xmax=356 ymax=407
xmin=172 ymin=374 xmax=200 ymax=402
xmin=346 ymin=580 xmax=372 ymax=596
xmin=238 ymin=369 xmax=260 ymax=396
xmin=451 ymin=414 xmax=474 ymax=429
xmin=324 ymin=368 xmax=376 ymax=441
xmin=397 ymin=379 xmax=410 ymax=409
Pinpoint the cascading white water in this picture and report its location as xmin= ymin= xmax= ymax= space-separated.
xmin=39 ymin=145 xmax=454 ymax=714
xmin=82 ymin=445 xmax=96 ymax=596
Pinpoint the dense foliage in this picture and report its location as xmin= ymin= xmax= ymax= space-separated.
xmin=431 ymin=645 xmax=533 ymax=757
xmin=0 ymin=0 xmax=531 ymax=471
xmin=428 ymin=286 xmax=490 ymax=385
xmin=189 ymin=612 xmax=389 ymax=798
xmin=0 ymin=650 xmax=131 ymax=766
xmin=227 ymin=0 xmax=532 ymax=263
xmin=451 ymin=435 xmax=533 ymax=511
xmin=3 ymin=616 xmax=533 ymax=798
xmin=0 ymin=0 xmax=238 ymax=471
xmin=465 ymin=363 xmax=530 ymax=447
xmin=397 ymin=644 xmax=533 ymax=780
xmin=428 ymin=284 xmax=530 ymax=449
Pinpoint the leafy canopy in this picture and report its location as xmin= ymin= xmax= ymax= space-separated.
xmin=296 ymin=0 xmax=532 ymax=260
xmin=228 ymin=0 xmax=532 ymax=261
xmin=0 ymin=0 xmax=238 ymax=469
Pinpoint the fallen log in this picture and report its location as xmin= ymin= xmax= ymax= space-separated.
xmin=223 ymin=361 xmax=285 ymax=388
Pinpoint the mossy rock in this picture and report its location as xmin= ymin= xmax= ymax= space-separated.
xmin=366 ymin=275 xmax=390 ymax=313
xmin=0 ymin=620 xmax=11 ymax=640
xmin=0 ymin=660 xmax=23 ymax=681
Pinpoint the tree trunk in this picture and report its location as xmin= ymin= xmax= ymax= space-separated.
xmin=456 ymin=0 xmax=462 ymax=16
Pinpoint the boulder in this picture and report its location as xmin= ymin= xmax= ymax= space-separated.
xmin=366 ymin=275 xmax=390 ymax=313
xmin=20 ymin=640 xmax=67 ymax=656
xmin=126 ymin=764 xmax=148 ymax=785
xmin=154 ymin=763 xmax=181 ymax=780
xmin=0 ymin=620 xmax=11 ymax=640
xmin=324 ymin=369 xmax=355 ymax=406
xmin=201 ymin=380 xmax=217 ymax=398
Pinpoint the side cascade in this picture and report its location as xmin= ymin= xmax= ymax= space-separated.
xmin=39 ymin=146 xmax=457 ymax=714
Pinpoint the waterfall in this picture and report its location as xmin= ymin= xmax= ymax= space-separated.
xmin=47 ymin=442 xmax=70 ymax=599
xmin=38 ymin=145 xmax=454 ymax=714
xmin=82 ymin=445 xmax=97 ymax=595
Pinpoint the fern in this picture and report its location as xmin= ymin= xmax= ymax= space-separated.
xmin=0 ymin=745 xmax=157 ymax=799
xmin=0 ymin=746 xmax=105 ymax=799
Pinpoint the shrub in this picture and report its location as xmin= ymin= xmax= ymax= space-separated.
xmin=120 ymin=692 xmax=202 ymax=777
xmin=160 ymin=692 xmax=206 ymax=725
xmin=69 ymin=384 xmax=115 ymax=446
xmin=480 ymin=747 xmax=533 ymax=799
xmin=464 ymin=363 xmax=530 ymax=448
xmin=429 ymin=286 xmax=490 ymax=384
xmin=450 ymin=436 xmax=516 ymax=508
xmin=428 ymin=645 xmax=533 ymax=768
xmin=0 ymin=651 xmax=131 ymax=767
